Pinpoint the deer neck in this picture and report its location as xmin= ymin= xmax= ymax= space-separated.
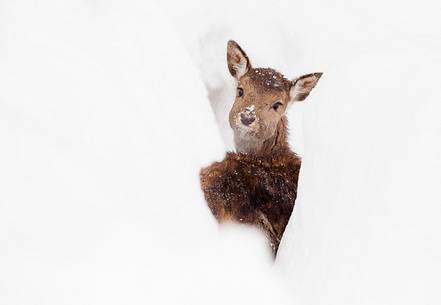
xmin=234 ymin=116 xmax=290 ymax=156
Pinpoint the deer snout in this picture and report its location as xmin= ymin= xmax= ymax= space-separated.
xmin=240 ymin=112 xmax=255 ymax=126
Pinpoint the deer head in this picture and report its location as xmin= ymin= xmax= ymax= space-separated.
xmin=227 ymin=40 xmax=322 ymax=155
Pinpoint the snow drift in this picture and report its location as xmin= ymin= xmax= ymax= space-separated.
xmin=0 ymin=1 xmax=289 ymax=304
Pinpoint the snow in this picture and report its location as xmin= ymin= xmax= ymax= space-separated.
xmin=245 ymin=105 xmax=255 ymax=113
xmin=277 ymin=50 xmax=441 ymax=304
xmin=0 ymin=1 xmax=288 ymax=304
xmin=161 ymin=0 xmax=441 ymax=304
xmin=1 ymin=0 xmax=441 ymax=304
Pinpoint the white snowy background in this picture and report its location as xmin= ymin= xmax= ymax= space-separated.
xmin=1 ymin=0 xmax=440 ymax=304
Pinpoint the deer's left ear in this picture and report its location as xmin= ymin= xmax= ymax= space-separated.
xmin=290 ymin=73 xmax=323 ymax=102
xmin=227 ymin=40 xmax=252 ymax=80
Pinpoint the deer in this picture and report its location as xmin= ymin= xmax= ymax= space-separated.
xmin=200 ymin=40 xmax=322 ymax=256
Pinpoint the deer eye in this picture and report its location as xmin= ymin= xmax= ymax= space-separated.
xmin=237 ymin=87 xmax=244 ymax=97
xmin=272 ymin=101 xmax=283 ymax=111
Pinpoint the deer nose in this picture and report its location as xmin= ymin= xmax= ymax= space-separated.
xmin=240 ymin=113 xmax=255 ymax=126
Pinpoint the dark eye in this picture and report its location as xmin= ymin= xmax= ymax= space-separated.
xmin=237 ymin=87 xmax=244 ymax=97
xmin=272 ymin=101 xmax=283 ymax=111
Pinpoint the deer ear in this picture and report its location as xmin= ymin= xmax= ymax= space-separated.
xmin=290 ymin=73 xmax=323 ymax=102
xmin=227 ymin=40 xmax=251 ymax=79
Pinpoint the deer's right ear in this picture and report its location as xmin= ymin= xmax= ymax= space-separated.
xmin=289 ymin=73 xmax=323 ymax=102
xmin=227 ymin=40 xmax=251 ymax=79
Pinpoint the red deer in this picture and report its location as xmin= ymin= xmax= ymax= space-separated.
xmin=200 ymin=40 xmax=322 ymax=256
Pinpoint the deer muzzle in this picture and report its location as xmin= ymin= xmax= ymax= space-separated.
xmin=240 ymin=105 xmax=256 ymax=126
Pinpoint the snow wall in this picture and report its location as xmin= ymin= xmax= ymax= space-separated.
xmin=0 ymin=1 xmax=289 ymax=304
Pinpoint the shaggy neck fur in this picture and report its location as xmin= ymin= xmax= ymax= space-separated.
xmin=200 ymin=115 xmax=299 ymax=256
xmin=234 ymin=116 xmax=289 ymax=156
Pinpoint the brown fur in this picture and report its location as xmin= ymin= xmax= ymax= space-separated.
xmin=200 ymin=40 xmax=322 ymax=256
xmin=200 ymin=146 xmax=301 ymax=255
